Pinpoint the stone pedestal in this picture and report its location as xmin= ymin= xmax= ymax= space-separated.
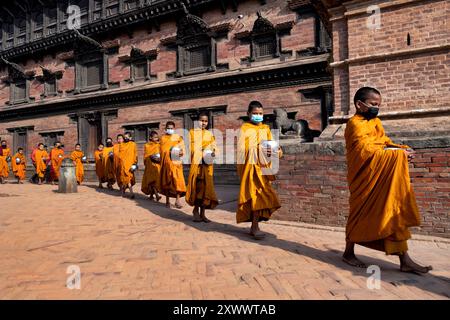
xmin=58 ymin=158 xmax=77 ymax=193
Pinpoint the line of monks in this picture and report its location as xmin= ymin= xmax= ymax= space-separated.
xmin=0 ymin=93 xmax=432 ymax=273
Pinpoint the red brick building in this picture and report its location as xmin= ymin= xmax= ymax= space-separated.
xmin=0 ymin=0 xmax=449 ymax=236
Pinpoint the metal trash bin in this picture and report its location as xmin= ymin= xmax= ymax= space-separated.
xmin=58 ymin=158 xmax=77 ymax=193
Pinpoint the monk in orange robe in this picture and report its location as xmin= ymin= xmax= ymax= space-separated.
xmin=186 ymin=113 xmax=218 ymax=222
xmin=35 ymin=143 xmax=49 ymax=185
xmin=103 ymin=137 xmax=116 ymax=189
xmin=94 ymin=143 xmax=106 ymax=188
xmin=343 ymin=87 xmax=432 ymax=273
xmin=70 ymin=144 xmax=85 ymax=185
xmin=160 ymin=121 xmax=186 ymax=208
xmin=116 ymin=132 xmax=138 ymax=198
xmin=49 ymin=141 xmax=65 ymax=184
xmin=237 ymin=101 xmax=283 ymax=239
xmin=0 ymin=140 xmax=11 ymax=184
xmin=141 ymin=131 xmax=162 ymax=201
xmin=12 ymin=147 xmax=26 ymax=183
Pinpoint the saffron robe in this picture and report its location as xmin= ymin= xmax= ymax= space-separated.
xmin=185 ymin=128 xmax=218 ymax=209
xmin=344 ymin=114 xmax=421 ymax=255
xmin=49 ymin=148 xmax=65 ymax=181
xmin=35 ymin=149 xmax=49 ymax=179
xmin=94 ymin=150 xmax=106 ymax=182
xmin=0 ymin=147 xmax=11 ymax=178
xmin=12 ymin=152 xmax=26 ymax=180
xmin=70 ymin=151 xmax=85 ymax=184
xmin=141 ymin=141 xmax=161 ymax=195
xmin=159 ymin=133 xmax=186 ymax=197
xmin=116 ymin=141 xmax=138 ymax=188
xmin=103 ymin=146 xmax=116 ymax=185
xmin=236 ymin=122 xmax=282 ymax=223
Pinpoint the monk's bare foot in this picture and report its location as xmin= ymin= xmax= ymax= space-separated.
xmin=400 ymin=254 xmax=432 ymax=274
xmin=175 ymin=201 xmax=183 ymax=209
xmin=342 ymin=253 xmax=367 ymax=268
xmin=250 ymin=229 xmax=265 ymax=240
xmin=155 ymin=194 xmax=162 ymax=202
xmin=193 ymin=208 xmax=202 ymax=222
xmin=149 ymin=195 xmax=155 ymax=201
xmin=201 ymin=216 xmax=211 ymax=223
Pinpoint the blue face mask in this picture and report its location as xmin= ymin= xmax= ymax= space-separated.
xmin=250 ymin=114 xmax=264 ymax=123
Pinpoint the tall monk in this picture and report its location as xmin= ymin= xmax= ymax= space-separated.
xmin=343 ymin=87 xmax=432 ymax=274
xmin=160 ymin=121 xmax=186 ymax=208
xmin=116 ymin=132 xmax=138 ymax=198
xmin=49 ymin=141 xmax=65 ymax=184
xmin=103 ymin=137 xmax=116 ymax=190
xmin=70 ymin=144 xmax=85 ymax=185
xmin=0 ymin=140 xmax=11 ymax=184
xmin=237 ymin=101 xmax=283 ymax=239
xmin=141 ymin=131 xmax=162 ymax=201
xmin=186 ymin=113 xmax=218 ymax=222
xmin=94 ymin=143 xmax=106 ymax=188
xmin=35 ymin=143 xmax=49 ymax=185
xmin=12 ymin=147 xmax=26 ymax=184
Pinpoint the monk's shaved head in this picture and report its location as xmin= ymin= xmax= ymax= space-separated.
xmin=354 ymin=87 xmax=381 ymax=106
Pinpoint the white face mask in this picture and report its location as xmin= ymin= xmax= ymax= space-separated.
xmin=166 ymin=129 xmax=175 ymax=135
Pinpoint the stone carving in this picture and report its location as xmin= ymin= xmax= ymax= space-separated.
xmin=273 ymin=108 xmax=320 ymax=142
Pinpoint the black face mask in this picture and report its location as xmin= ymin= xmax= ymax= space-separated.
xmin=361 ymin=107 xmax=379 ymax=120
xmin=106 ymin=142 xmax=113 ymax=147
xmin=1 ymin=144 xmax=6 ymax=148
xmin=124 ymin=138 xmax=130 ymax=143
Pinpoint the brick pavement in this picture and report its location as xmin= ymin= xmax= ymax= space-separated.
xmin=0 ymin=182 xmax=449 ymax=299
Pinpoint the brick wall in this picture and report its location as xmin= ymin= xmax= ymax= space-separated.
xmin=273 ymin=136 xmax=450 ymax=238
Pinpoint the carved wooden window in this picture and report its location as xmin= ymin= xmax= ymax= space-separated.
xmin=106 ymin=0 xmax=120 ymax=17
xmin=9 ymin=127 xmax=32 ymax=158
xmin=33 ymin=11 xmax=44 ymax=40
xmin=16 ymin=18 xmax=27 ymax=45
xmin=81 ymin=56 xmax=104 ymax=89
xmin=44 ymin=78 xmax=57 ymax=96
xmin=249 ymin=13 xmax=280 ymax=61
xmin=59 ymin=1 xmax=70 ymax=32
xmin=40 ymin=131 xmax=64 ymax=149
xmin=46 ymin=7 xmax=58 ymax=36
xmin=93 ymin=0 xmax=103 ymax=21
xmin=5 ymin=22 xmax=14 ymax=49
xmin=186 ymin=45 xmax=210 ymax=71
xmin=79 ymin=0 xmax=89 ymax=26
xmin=254 ymin=35 xmax=277 ymax=58
xmin=10 ymin=80 xmax=28 ymax=105
xmin=132 ymin=61 xmax=148 ymax=80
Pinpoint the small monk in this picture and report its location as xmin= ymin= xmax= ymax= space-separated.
xmin=116 ymin=132 xmax=138 ymax=198
xmin=160 ymin=121 xmax=186 ymax=208
xmin=141 ymin=131 xmax=162 ymax=201
xmin=186 ymin=113 xmax=218 ymax=222
xmin=49 ymin=141 xmax=65 ymax=184
xmin=103 ymin=137 xmax=116 ymax=189
xmin=343 ymin=86 xmax=432 ymax=274
xmin=237 ymin=101 xmax=283 ymax=239
xmin=12 ymin=147 xmax=26 ymax=184
xmin=0 ymin=140 xmax=11 ymax=184
xmin=94 ymin=143 xmax=106 ymax=188
xmin=35 ymin=143 xmax=49 ymax=185
xmin=70 ymin=144 xmax=85 ymax=185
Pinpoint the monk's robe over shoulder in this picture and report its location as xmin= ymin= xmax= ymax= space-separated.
xmin=49 ymin=148 xmax=65 ymax=181
xmin=185 ymin=128 xmax=219 ymax=209
xmin=35 ymin=149 xmax=49 ymax=179
xmin=70 ymin=151 xmax=85 ymax=184
xmin=159 ymin=134 xmax=187 ymax=197
xmin=141 ymin=141 xmax=161 ymax=195
xmin=236 ymin=122 xmax=282 ymax=223
xmin=0 ymin=147 xmax=11 ymax=178
xmin=344 ymin=114 xmax=420 ymax=255
xmin=103 ymin=146 xmax=116 ymax=185
xmin=94 ymin=150 xmax=106 ymax=182
xmin=12 ymin=153 xmax=26 ymax=180
xmin=116 ymin=141 xmax=138 ymax=188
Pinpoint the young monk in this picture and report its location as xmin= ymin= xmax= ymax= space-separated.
xmin=94 ymin=143 xmax=106 ymax=188
xmin=48 ymin=141 xmax=65 ymax=184
xmin=141 ymin=131 xmax=162 ymax=201
xmin=343 ymin=87 xmax=432 ymax=273
xmin=0 ymin=140 xmax=11 ymax=184
xmin=237 ymin=101 xmax=283 ymax=239
xmin=35 ymin=143 xmax=49 ymax=185
xmin=116 ymin=132 xmax=138 ymax=198
xmin=70 ymin=144 xmax=85 ymax=185
xmin=103 ymin=137 xmax=116 ymax=189
xmin=186 ymin=113 xmax=218 ymax=222
xmin=160 ymin=121 xmax=186 ymax=208
xmin=12 ymin=147 xmax=26 ymax=184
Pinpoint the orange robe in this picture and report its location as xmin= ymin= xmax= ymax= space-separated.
xmin=35 ymin=149 xmax=49 ymax=179
xmin=0 ymin=147 xmax=11 ymax=178
xmin=49 ymin=148 xmax=65 ymax=181
xmin=94 ymin=150 xmax=106 ymax=183
xmin=116 ymin=141 xmax=138 ymax=188
xmin=186 ymin=128 xmax=218 ymax=209
xmin=12 ymin=153 xmax=26 ymax=181
xmin=344 ymin=114 xmax=421 ymax=255
xmin=103 ymin=146 xmax=116 ymax=185
xmin=236 ymin=122 xmax=282 ymax=223
xmin=70 ymin=151 xmax=85 ymax=184
xmin=159 ymin=133 xmax=186 ymax=197
xmin=141 ymin=141 xmax=161 ymax=195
